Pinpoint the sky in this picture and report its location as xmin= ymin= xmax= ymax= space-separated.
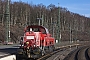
xmin=12 ymin=0 xmax=90 ymax=17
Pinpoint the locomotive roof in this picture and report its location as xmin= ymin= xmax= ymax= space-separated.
xmin=27 ymin=25 xmax=46 ymax=29
xmin=25 ymin=25 xmax=49 ymax=33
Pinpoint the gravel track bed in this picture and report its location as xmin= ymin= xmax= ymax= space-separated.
xmin=46 ymin=47 xmax=78 ymax=60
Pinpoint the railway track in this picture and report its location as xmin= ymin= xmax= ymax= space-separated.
xmin=37 ymin=44 xmax=80 ymax=60
xmin=16 ymin=43 xmax=88 ymax=60
xmin=37 ymin=48 xmax=62 ymax=60
xmin=64 ymin=46 xmax=90 ymax=60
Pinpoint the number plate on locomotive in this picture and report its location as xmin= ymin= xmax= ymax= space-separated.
xmin=26 ymin=36 xmax=34 ymax=39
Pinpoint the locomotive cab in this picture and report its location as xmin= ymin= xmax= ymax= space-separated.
xmin=18 ymin=25 xmax=55 ymax=58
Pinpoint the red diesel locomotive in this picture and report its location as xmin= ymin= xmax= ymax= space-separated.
xmin=18 ymin=25 xmax=55 ymax=58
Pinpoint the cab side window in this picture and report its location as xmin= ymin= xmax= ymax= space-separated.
xmin=40 ymin=29 xmax=46 ymax=34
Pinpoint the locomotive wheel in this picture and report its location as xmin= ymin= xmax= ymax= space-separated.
xmin=27 ymin=52 xmax=31 ymax=58
xmin=41 ymin=47 xmax=46 ymax=56
xmin=49 ymin=46 xmax=54 ymax=52
xmin=49 ymin=47 xmax=52 ymax=52
xmin=16 ymin=49 xmax=26 ymax=60
xmin=42 ymin=50 xmax=45 ymax=56
xmin=33 ymin=48 xmax=41 ymax=55
xmin=17 ymin=49 xmax=23 ymax=54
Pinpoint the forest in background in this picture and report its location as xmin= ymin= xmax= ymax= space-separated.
xmin=0 ymin=0 xmax=90 ymax=43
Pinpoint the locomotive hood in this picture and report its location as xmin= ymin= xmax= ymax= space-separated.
xmin=22 ymin=25 xmax=55 ymax=49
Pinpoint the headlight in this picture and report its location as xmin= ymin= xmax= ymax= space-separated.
xmin=34 ymin=45 xmax=36 ymax=47
xmin=26 ymin=42 xmax=29 ymax=45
